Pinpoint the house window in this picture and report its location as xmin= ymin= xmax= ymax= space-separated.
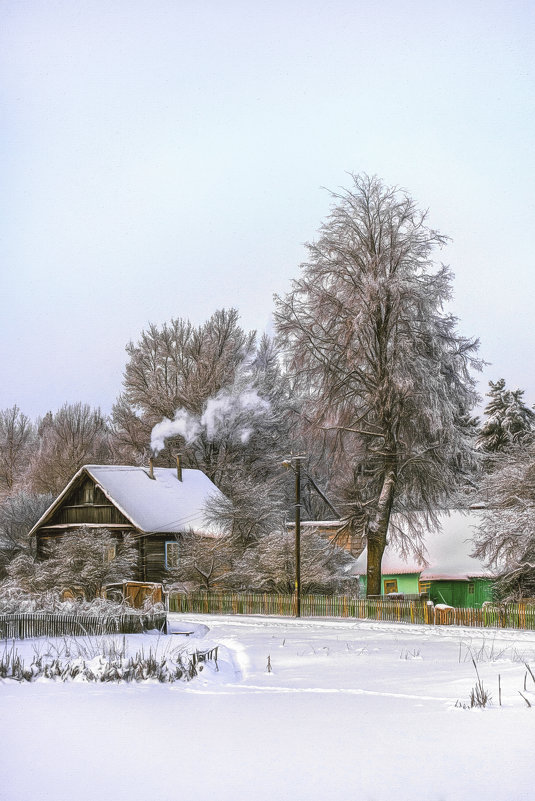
xmin=165 ymin=541 xmax=179 ymax=569
xmin=468 ymin=582 xmax=475 ymax=594
xmin=40 ymin=536 xmax=54 ymax=557
xmin=83 ymin=484 xmax=95 ymax=504
xmin=104 ymin=545 xmax=116 ymax=563
xmin=384 ymin=579 xmax=398 ymax=595
xmin=419 ymin=581 xmax=431 ymax=595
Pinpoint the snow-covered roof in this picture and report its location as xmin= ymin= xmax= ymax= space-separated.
xmin=31 ymin=465 xmax=226 ymax=537
xmin=354 ymin=511 xmax=493 ymax=580
xmin=287 ymin=520 xmax=344 ymax=529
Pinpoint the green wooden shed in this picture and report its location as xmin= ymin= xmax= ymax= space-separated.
xmin=356 ymin=511 xmax=495 ymax=607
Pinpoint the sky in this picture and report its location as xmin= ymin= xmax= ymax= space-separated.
xmin=1 ymin=0 xmax=534 ymax=420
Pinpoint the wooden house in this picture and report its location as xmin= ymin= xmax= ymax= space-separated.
xmin=29 ymin=463 xmax=226 ymax=584
xmin=355 ymin=511 xmax=495 ymax=607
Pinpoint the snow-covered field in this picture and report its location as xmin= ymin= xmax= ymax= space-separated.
xmin=1 ymin=614 xmax=534 ymax=801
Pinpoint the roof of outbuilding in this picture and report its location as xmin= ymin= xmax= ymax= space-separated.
xmin=354 ymin=511 xmax=493 ymax=580
xmin=30 ymin=465 xmax=227 ymax=537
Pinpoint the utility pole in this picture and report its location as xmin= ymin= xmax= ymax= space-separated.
xmin=283 ymin=455 xmax=306 ymax=618
xmin=294 ymin=456 xmax=302 ymax=618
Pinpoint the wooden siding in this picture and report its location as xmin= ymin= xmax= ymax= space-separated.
xmin=32 ymin=470 xmax=201 ymax=584
xmin=142 ymin=535 xmax=171 ymax=584
xmin=46 ymin=476 xmax=131 ymax=527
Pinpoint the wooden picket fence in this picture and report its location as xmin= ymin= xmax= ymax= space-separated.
xmin=0 ymin=611 xmax=168 ymax=640
xmin=168 ymin=592 xmax=535 ymax=631
xmin=169 ymin=592 xmax=429 ymax=624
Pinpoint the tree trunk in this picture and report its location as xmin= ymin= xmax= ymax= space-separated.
xmin=366 ymin=462 xmax=397 ymax=597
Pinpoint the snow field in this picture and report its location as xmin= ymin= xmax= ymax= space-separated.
xmin=1 ymin=614 xmax=534 ymax=801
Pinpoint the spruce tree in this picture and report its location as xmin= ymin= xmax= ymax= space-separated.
xmin=477 ymin=379 xmax=534 ymax=452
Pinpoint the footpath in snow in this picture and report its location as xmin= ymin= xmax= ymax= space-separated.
xmin=1 ymin=614 xmax=534 ymax=801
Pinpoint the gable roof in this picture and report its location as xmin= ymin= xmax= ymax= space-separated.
xmin=30 ymin=465 xmax=227 ymax=537
xmin=354 ymin=511 xmax=493 ymax=581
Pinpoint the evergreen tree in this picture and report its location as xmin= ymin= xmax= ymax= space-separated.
xmin=477 ymin=379 xmax=534 ymax=453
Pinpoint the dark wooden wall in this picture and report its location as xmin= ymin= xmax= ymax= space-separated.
xmin=46 ymin=477 xmax=131 ymax=527
xmin=34 ymin=472 xmax=186 ymax=585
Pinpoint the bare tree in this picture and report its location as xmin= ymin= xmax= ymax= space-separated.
xmin=114 ymin=310 xmax=294 ymax=493
xmin=204 ymin=472 xmax=286 ymax=547
xmin=113 ymin=309 xmax=255 ymax=471
xmin=28 ymin=403 xmax=111 ymax=494
xmin=0 ymin=491 xmax=53 ymax=577
xmin=0 ymin=406 xmax=35 ymax=494
xmin=121 ymin=308 xmax=255 ymax=419
xmin=275 ymin=174 xmax=480 ymax=596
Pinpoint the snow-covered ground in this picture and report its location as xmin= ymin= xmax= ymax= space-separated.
xmin=1 ymin=614 xmax=534 ymax=801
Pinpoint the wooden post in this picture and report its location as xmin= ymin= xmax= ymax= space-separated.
xmin=295 ymin=457 xmax=302 ymax=618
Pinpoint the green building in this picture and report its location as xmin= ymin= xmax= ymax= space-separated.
xmin=356 ymin=511 xmax=494 ymax=608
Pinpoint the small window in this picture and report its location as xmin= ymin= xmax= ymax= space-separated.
xmin=40 ymin=536 xmax=54 ymax=557
xmin=104 ymin=545 xmax=116 ymax=563
xmin=419 ymin=580 xmax=431 ymax=595
xmin=468 ymin=582 xmax=475 ymax=594
xmin=166 ymin=541 xmax=179 ymax=569
xmin=384 ymin=579 xmax=398 ymax=595
xmin=83 ymin=484 xmax=95 ymax=504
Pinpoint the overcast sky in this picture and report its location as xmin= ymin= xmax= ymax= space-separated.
xmin=1 ymin=0 xmax=534 ymax=420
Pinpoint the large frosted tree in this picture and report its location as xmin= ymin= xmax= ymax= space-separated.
xmin=275 ymin=174 xmax=480 ymax=596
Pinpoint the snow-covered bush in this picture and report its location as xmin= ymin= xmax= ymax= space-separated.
xmin=472 ymin=441 xmax=535 ymax=601
xmin=2 ymin=526 xmax=137 ymax=601
xmin=166 ymin=532 xmax=237 ymax=591
xmin=231 ymin=529 xmax=358 ymax=594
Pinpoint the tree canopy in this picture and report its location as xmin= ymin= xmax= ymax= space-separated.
xmin=275 ymin=174 xmax=481 ymax=595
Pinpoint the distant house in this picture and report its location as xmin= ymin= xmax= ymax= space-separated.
xmin=355 ymin=511 xmax=495 ymax=607
xmin=29 ymin=464 xmax=226 ymax=584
